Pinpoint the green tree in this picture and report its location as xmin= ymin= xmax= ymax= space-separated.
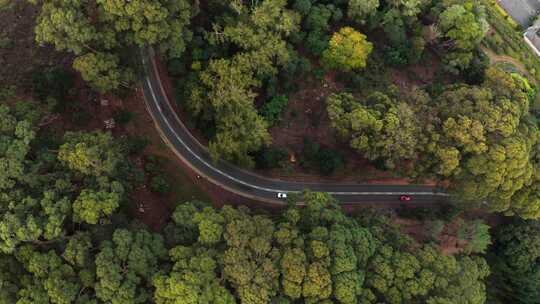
xmin=221 ymin=207 xmax=280 ymax=304
xmin=437 ymin=2 xmax=488 ymax=72
xmin=164 ymin=201 xmax=208 ymax=246
xmin=0 ymin=254 xmax=24 ymax=304
xmin=326 ymin=92 xmax=419 ymax=168
xmin=488 ymin=220 xmax=540 ymax=304
xmin=72 ymin=52 xmax=132 ymax=92
xmin=73 ymin=186 xmax=123 ymax=225
xmin=162 ymin=192 xmax=489 ymax=304
xmin=366 ymin=237 xmax=488 ymax=304
xmin=14 ymin=245 xmax=95 ymax=304
xmin=35 ymin=0 xmax=98 ymax=55
xmin=417 ymin=68 xmax=540 ymax=217
xmin=153 ymin=246 xmax=235 ymax=304
xmin=457 ymin=219 xmax=491 ymax=254
xmin=33 ymin=0 xmax=193 ymax=91
xmin=276 ymin=192 xmax=377 ymax=303
xmin=193 ymin=59 xmax=271 ymax=166
xmin=322 ymin=27 xmax=373 ymax=71
xmin=59 ymin=131 xmax=122 ymax=177
xmin=386 ymin=0 xmax=425 ymax=19
xmin=347 ymin=0 xmax=379 ymax=24
xmin=189 ymin=0 xmax=299 ymax=166
xmin=261 ymin=95 xmax=288 ymax=125
xmin=94 ymin=228 xmax=167 ymax=304
xmin=96 ymin=0 xmax=192 ymax=55
xmin=0 ymin=105 xmax=72 ymax=253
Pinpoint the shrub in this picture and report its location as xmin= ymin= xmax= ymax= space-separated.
xmin=305 ymin=30 xmax=329 ymax=55
xmin=254 ymin=147 xmax=288 ymax=169
xmin=301 ymin=138 xmax=344 ymax=175
xmin=150 ymin=175 xmax=171 ymax=194
xmin=322 ymin=27 xmax=373 ymax=71
xmin=280 ymin=51 xmax=311 ymax=92
xmin=426 ymin=220 xmax=445 ymax=241
xmin=384 ymin=45 xmax=409 ymax=66
xmin=113 ymin=109 xmax=134 ymax=125
xmin=122 ymin=136 xmax=150 ymax=155
xmin=261 ymin=95 xmax=289 ymax=125
xmin=457 ymin=219 xmax=491 ymax=254
xmin=317 ymin=148 xmax=345 ymax=175
xmin=145 ymin=155 xmax=168 ymax=174
xmin=461 ymin=50 xmax=489 ymax=85
xmin=32 ymin=66 xmax=74 ymax=102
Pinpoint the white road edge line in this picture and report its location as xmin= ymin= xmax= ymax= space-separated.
xmin=142 ymin=54 xmax=449 ymax=197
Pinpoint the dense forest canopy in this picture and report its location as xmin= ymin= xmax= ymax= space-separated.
xmin=0 ymin=161 xmax=492 ymax=304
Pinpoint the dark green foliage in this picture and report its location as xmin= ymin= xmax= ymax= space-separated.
xmin=144 ymin=155 xmax=172 ymax=194
xmin=488 ymin=220 xmax=540 ymax=304
xmin=293 ymin=0 xmax=312 ymax=16
xmin=317 ymin=147 xmax=345 ymax=175
xmin=144 ymin=155 xmax=168 ymax=174
xmin=300 ymin=4 xmax=343 ymax=55
xmin=254 ymin=147 xmax=288 ymax=169
xmin=112 ymin=109 xmax=134 ymax=125
xmin=280 ymin=51 xmax=312 ymax=93
xmin=150 ymin=175 xmax=171 ymax=194
xmin=384 ymin=45 xmax=410 ymax=66
xmin=335 ymin=51 xmax=392 ymax=93
xmin=261 ymin=95 xmax=288 ymax=125
xmin=32 ymin=66 xmax=74 ymax=103
xmin=397 ymin=204 xmax=461 ymax=222
xmin=301 ymin=138 xmax=344 ymax=175
xmin=121 ymin=135 xmax=150 ymax=155
xmin=461 ymin=49 xmax=489 ymax=85
xmin=305 ymin=5 xmax=332 ymax=31
xmin=167 ymin=58 xmax=186 ymax=76
xmin=305 ymin=30 xmax=329 ymax=55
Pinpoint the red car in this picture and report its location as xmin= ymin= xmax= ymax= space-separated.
xmin=400 ymin=195 xmax=412 ymax=202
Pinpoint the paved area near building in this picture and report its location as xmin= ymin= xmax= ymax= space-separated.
xmin=498 ymin=0 xmax=540 ymax=27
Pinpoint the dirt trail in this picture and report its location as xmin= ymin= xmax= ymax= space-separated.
xmin=481 ymin=46 xmax=533 ymax=81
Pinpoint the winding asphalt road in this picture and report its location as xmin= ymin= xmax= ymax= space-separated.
xmin=140 ymin=49 xmax=449 ymax=205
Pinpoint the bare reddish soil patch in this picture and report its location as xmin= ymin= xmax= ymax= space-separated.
xmin=0 ymin=2 xmax=71 ymax=89
xmin=389 ymin=53 xmax=440 ymax=91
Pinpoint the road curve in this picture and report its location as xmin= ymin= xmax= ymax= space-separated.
xmin=140 ymin=48 xmax=449 ymax=205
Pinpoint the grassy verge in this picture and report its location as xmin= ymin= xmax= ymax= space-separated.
xmin=127 ymin=94 xmax=211 ymax=204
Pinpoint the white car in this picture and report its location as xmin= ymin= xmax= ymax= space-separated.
xmin=277 ymin=192 xmax=287 ymax=199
